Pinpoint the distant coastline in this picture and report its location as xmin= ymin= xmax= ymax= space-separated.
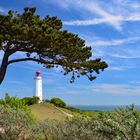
xmin=71 ymin=105 xmax=140 ymax=111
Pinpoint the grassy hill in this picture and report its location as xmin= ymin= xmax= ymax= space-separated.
xmin=30 ymin=103 xmax=75 ymax=121
xmin=30 ymin=103 xmax=98 ymax=121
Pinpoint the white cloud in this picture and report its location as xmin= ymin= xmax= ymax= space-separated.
xmin=89 ymin=36 xmax=140 ymax=59
xmin=43 ymin=0 xmax=79 ymax=9
xmin=110 ymin=53 xmax=140 ymax=59
xmin=92 ymin=36 xmax=140 ymax=47
xmin=0 ymin=7 xmax=7 ymax=14
xmin=49 ymin=0 xmax=140 ymax=31
xmin=50 ymin=83 xmax=140 ymax=95
xmin=40 ymin=0 xmax=122 ymax=30
xmin=132 ymin=3 xmax=140 ymax=9
xmin=92 ymin=84 xmax=140 ymax=95
xmin=109 ymin=47 xmax=140 ymax=59
xmin=80 ymin=1 xmax=122 ymax=30
xmin=93 ymin=47 xmax=140 ymax=59
xmin=126 ymin=14 xmax=140 ymax=21
xmin=107 ymin=66 xmax=135 ymax=71
xmin=0 ymin=8 xmax=5 ymax=13
xmin=59 ymin=0 xmax=122 ymax=30
xmin=63 ymin=13 xmax=140 ymax=30
xmin=63 ymin=16 xmax=122 ymax=28
xmin=40 ymin=0 xmax=140 ymax=31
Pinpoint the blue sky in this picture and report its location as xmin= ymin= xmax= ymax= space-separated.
xmin=0 ymin=0 xmax=140 ymax=105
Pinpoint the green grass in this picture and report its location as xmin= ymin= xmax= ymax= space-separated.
xmin=30 ymin=103 xmax=99 ymax=121
xmin=30 ymin=103 xmax=72 ymax=121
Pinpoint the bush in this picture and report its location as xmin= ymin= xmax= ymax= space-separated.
xmin=91 ymin=104 xmax=140 ymax=140
xmin=50 ymin=98 xmax=66 ymax=108
xmin=37 ymin=118 xmax=96 ymax=140
xmin=44 ymin=99 xmax=50 ymax=103
xmin=22 ymin=96 xmax=40 ymax=105
xmin=37 ymin=105 xmax=140 ymax=140
xmin=66 ymin=106 xmax=81 ymax=112
xmin=0 ymin=103 xmax=140 ymax=140
xmin=0 ymin=106 xmax=39 ymax=140
xmin=0 ymin=94 xmax=40 ymax=110
xmin=0 ymin=93 xmax=28 ymax=111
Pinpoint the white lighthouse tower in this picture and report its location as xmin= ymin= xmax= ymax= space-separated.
xmin=34 ymin=70 xmax=42 ymax=102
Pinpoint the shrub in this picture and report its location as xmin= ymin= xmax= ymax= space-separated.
xmin=66 ymin=106 xmax=81 ymax=112
xmin=50 ymin=98 xmax=66 ymax=108
xmin=0 ymin=103 xmax=140 ymax=140
xmin=0 ymin=93 xmax=28 ymax=111
xmin=36 ymin=117 xmax=98 ymax=140
xmin=0 ymin=106 xmax=39 ymax=140
xmin=36 ymin=105 xmax=140 ymax=140
xmin=22 ymin=96 xmax=40 ymax=105
xmin=44 ymin=99 xmax=50 ymax=103
xmin=91 ymin=104 xmax=140 ymax=140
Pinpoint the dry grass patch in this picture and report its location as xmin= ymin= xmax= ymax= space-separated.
xmin=30 ymin=103 xmax=69 ymax=121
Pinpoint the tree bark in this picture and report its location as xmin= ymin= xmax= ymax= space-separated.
xmin=0 ymin=52 xmax=9 ymax=85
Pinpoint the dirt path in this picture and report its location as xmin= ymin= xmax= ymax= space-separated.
xmin=55 ymin=106 xmax=73 ymax=117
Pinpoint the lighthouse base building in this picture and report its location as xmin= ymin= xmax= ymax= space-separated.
xmin=34 ymin=70 xmax=43 ymax=102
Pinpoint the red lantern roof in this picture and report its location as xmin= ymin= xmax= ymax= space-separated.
xmin=36 ymin=70 xmax=41 ymax=76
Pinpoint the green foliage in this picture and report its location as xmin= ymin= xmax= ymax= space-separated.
xmin=1 ymin=94 xmax=139 ymax=140
xmin=67 ymin=106 xmax=99 ymax=118
xmin=22 ymin=96 xmax=40 ymax=105
xmin=37 ymin=118 xmax=96 ymax=140
xmin=36 ymin=105 xmax=140 ymax=140
xmin=0 ymin=94 xmax=40 ymax=111
xmin=0 ymin=7 xmax=107 ymax=84
xmin=0 ymin=105 xmax=39 ymax=140
xmin=44 ymin=99 xmax=50 ymax=103
xmin=91 ymin=105 xmax=140 ymax=140
xmin=0 ymin=93 xmax=28 ymax=111
xmin=66 ymin=106 xmax=81 ymax=112
xmin=1 ymin=104 xmax=140 ymax=139
xmin=50 ymin=98 xmax=66 ymax=108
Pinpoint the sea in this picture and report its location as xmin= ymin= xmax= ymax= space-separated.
xmin=72 ymin=105 xmax=140 ymax=111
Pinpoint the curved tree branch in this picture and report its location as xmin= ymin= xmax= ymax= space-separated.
xmin=8 ymin=58 xmax=51 ymax=65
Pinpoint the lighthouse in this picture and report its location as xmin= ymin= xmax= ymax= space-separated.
xmin=34 ymin=70 xmax=42 ymax=102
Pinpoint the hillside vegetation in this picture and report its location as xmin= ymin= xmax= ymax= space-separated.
xmin=30 ymin=103 xmax=74 ymax=121
xmin=1 ymin=94 xmax=140 ymax=139
xmin=0 ymin=103 xmax=140 ymax=140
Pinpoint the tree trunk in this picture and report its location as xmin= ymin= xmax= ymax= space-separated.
xmin=0 ymin=53 xmax=9 ymax=85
